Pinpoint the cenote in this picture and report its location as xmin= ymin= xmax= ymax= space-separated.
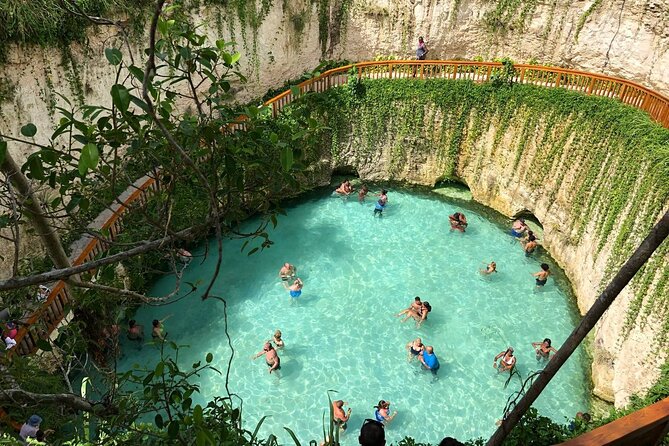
xmin=117 ymin=185 xmax=590 ymax=445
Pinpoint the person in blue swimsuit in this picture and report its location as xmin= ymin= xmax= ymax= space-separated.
xmin=510 ymin=218 xmax=528 ymax=238
xmin=373 ymin=400 xmax=397 ymax=425
xmin=419 ymin=346 xmax=440 ymax=374
xmin=284 ymin=278 xmax=303 ymax=299
xmin=373 ymin=189 xmax=388 ymax=216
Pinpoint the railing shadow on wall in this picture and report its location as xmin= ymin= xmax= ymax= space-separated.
xmin=6 ymin=60 xmax=669 ymax=443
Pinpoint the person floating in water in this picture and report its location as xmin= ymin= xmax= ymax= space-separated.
xmin=284 ymin=278 xmax=303 ymax=299
xmin=419 ymin=345 xmax=440 ymax=374
xmin=273 ymin=329 xmax=284 ymax=349
xmin=396 ymin=296 xmax=422 ymax=317
xmin=332 ymin=400 xmax=352 ymax=431
xmin=406 ymin=337 xmax=424 ymax=361
xmin=521 ymin=231 xmax=539 ymax=255
xmin=480 ymin=261 xmax=497 ymax=275
xmin=493 ymin=347 xmax=516 ymax=372
xmin=449 ymin=212 xmax=468 ymax=232
xmin=401 ymin=301 xmax=432 ymax=328
xmin=373 ymin=400 xmax=397 ymax=425
xmin=532 ymin=338 xmax=557 ymax=361
xmin=279 ymin=262 xmax=297 ymax=281
xmin=510 ymin=218 xmax=528 ymax=238
xmin=252 ymin=342 xmax=281 ymax=374
xmin=358 ymin=185 xmax=369 ymax=203
xmin=533 ymin=263 xmax=551 ymax=288
xmin=127 ymin=320 xmax=144 ymax=342
xmin=335 ymin=180 xmax=354 ymax=195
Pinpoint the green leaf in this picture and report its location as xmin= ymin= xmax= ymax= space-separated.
xmin=111 ymin=84 xmax=131 ymax=113
xmin=205 ymin=352 xmax=213 ymax=363
xmin=193 ymin=404 xmax=203 ymax=425
xmin=283 ymin=427 xmax=302 ymax=446
xmin=81 ymin=143 xmax=99 ymax=171
xmin=280 ymin=147 xmax=294 ymax=172
xmin=230 ymin=52 xmax=241 ymax=64
xmin=36 ymin=339 xmax=52 ymax=351
xmin=21 ymin=123 xmax=37 ymax=137
xmin=251 ymin=416 xmax=268 ymax=443
xmin=155 ymin=361 xmax=164 ymax=376
xmin=167 ymin=420 xmax=180 ymax=438
xmin=0 ymin=140 xmax=6 ymax=165
xmin=27 ymin=155 xmax=45 ymax=180
xmin=104 ymin=48 xmax=122 ymax=66
xmin=154 ymin=413 xmax=164 ymax=429
xmin=290 ymin=85 xmax=301 ymax=97
xmin=196 ymin=430 xmax=206 ymax=446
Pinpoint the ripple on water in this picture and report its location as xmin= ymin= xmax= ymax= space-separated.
xmin=117 ymin=188 xmax=590 ymax=445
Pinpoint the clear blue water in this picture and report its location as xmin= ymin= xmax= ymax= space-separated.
xmin=117 ymin=187 xmax=590 ymax=445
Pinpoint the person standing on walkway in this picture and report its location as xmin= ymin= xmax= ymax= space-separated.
xmin=416 ymin=36 xmax=428 ymax=60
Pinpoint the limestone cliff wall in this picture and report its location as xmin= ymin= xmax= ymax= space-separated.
xmin=288 ymin=79 xmax=669 ymax=407
xmin=1 ymin=0 xmax=668 ymax=405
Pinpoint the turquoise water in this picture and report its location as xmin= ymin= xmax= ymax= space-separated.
xmin=117 ymin=187 xmax=590 ymax=445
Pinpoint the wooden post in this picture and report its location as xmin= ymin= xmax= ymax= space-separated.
xmin=486 ymin=210 xmax=669 ymax=446
xmin=388 ymin=63 xmax=393 ymax=79
xmin=587 ymin=77 xmax=595 ymax=94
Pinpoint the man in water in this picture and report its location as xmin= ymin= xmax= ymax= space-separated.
xmin=252 ymin=342 xmax=281 ymax=374
xmin=127 ymin=320 xmax=144 ymax=341
xmin=419 ymin=345 xmax=440 ymax=374
xmin=332 ymin=400 xmax=352 ymax=431
xmin=533 ymin=263 xmax=551 ymax=288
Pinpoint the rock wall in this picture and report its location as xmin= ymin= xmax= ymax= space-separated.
xmin=289 ymin=80 xmax=669 ymax=407
xmin=1 ymin=0 xmax=668 ymax=405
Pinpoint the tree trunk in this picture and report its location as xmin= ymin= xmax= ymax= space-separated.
xmin=487 ymin=209 xmax=669 ymax=446
xmin=1 ymin=149 xmax=71 ymax=270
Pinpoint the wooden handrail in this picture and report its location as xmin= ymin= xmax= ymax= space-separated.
xmin=262 ymin=60 xmax=669 ymax=129
xmin=559 ymin=397 xmax=669 ymax=445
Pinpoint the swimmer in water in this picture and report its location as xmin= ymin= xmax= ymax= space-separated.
xmin=284 ymin=278 xmax=303 ymax=299
xmin=419 ymin=346 xmax=440 ymax=375
xmin=373 ymin=189 xmax=388 ymax=217
xmin=373 ymin=400 xmax=397 ymax=425
xmin=396 ymin=296 xmax=422 ymax=317
xmin=358 ymin=185 xmax=369 ymax=203
xmin=279 ymin=262 xmax=297 ymax=281
xmin=533 ymin=263 xmax=550 ymax=288
xmin=335 ymin=180 xmax=354 ymax=195
xmin=273 ymin=330 xmax=285 ymax=349
xmin=493 ymin=347 xmax=516 ymax=372
xmin=252 ymin=342 xmax=281 ymax=374
xmin=532 ymin=338 xmax=557 ymax=361
xmin=449 ymin=212 xmax=468 ymax=232
xmin=480 ymin=261 xmax=497 ymax=275
xmin=401 ymin=301 xmax=432 ymax=328
xmin=406 ymin=337 xmax=424 ymax=361
xmin=510 ymin=218 xmax=528 ymax=238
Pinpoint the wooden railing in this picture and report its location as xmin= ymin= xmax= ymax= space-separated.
xmin=263 ymin=60 xmax=669 ymax=129
xmin=10 ymin=175 xmax=159 ymax=356
xmin=5 ymin=60 xmax=669 ymax=441
xmin=559 ymin=397 xmax=669 ymax=445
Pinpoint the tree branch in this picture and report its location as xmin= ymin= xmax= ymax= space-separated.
xmin=0 ymin=388 xmax=115 ymax=417
xmin=0 ymin=223 xmax=208 ymax=292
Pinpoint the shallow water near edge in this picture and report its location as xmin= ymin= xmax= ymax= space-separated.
xmin=117 ymin=187 xmax=590 ymax=445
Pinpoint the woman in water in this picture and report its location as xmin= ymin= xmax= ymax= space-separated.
xmin=373 ymin=189 xmax=388 ymax=216
xmin=532 ymin=338 xmax=557 ymax=361
xmin=284 ymin=278 xmax=303 ymax=299
xmin=395 ymin=296 xmax=422 ymax=317
xmin=510 ymin=219 xmax=528 ymax=238
xmin=335 ymin=180 xmax=354 ymax=195
xmin=406 ymin=337 xmax=424 ymax=361
xmin=533 ymin=263 xmax=551 ymax=288
xmin=521 ymin=231 xmax=538 ymax=255
xmin=373 ymin=400 xmax=397 ymax=425
xmin=449 ymin=212 xmax=468 ymax=232
xmin=401 ymin=301 xmax=432 ymax=328
xmin=480 ymin=261 xmax=497 ymax=275
xmin=493 ymin=347 xmax=516 ymax=372
xmin=273 ymin=330 xmax=285 ymax=349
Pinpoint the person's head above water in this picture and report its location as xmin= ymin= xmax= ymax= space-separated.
xmin=381 ymin=189 xmax=387 ymax=195
xmin=275 ymin=330 xmax=282 ymax=339
xmin=129 ymin=320 xmax=137 ymax=328
xmin=152 ymin=319 xmax=159 ymax=327
xmin=422 ymin=302 xmax=432 ymax=312
xmin=506 ymin=347 xmax=514 ymax=355
xmin=359 ymin=418 xmax=385 ymax=446
xmin=263 ymin=342 xmax=273 ymax=351
xmin=334 ymin=400 xmax=344 ymax=408
xmin=426 ymin=346 xmax=434 ymax=354
xmin=543 ymin=338 xmax=552 ymax=346
xmin=541 ymin=263 xmax=550 ymax=271
xmin=414 ymin=296 xmax=421 ymax=302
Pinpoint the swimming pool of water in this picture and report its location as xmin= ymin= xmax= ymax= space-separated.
xmin=117 ymin=186 xmax=591 ymax=445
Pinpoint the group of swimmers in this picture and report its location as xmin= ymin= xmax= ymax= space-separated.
xmin=335 ymin=180 xmax=389 ymax=216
